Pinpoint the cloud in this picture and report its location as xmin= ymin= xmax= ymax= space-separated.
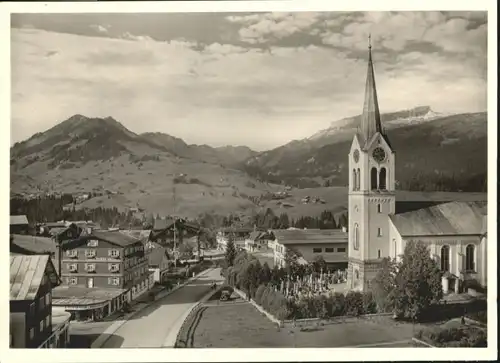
xmin=11 ymin=19 xmax=487 ymax=151
xmin=90 ymin=24 xmax=110 ymax=33
xmin=226 ymin=12 xmax=325 ymax=44
xmin=320 ymin=11 xmax=487 ymax=54
xmin=121 ymin=32 xmax=154 ymax=42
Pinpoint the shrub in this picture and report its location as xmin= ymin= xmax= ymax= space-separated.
xmin=254 ymin=285 xmax=266 ymax=305
xmin=417 ymin=326 xmax=487 ymax=347
xmin=362 ymin=291 xmax=378 ymax=314
xmin=344 ymin=291 xmax=364 ymax=316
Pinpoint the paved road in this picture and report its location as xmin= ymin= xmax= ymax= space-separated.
xmin=101 ymin=268 xmax=224 ymax=348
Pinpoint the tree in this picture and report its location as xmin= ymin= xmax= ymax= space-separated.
xmin=178 ymin=243 xmax=194 ymax=260
xmin=261 ymin=262 xmax=272 ymax=284
xmin=371 ymin=257 xmax=398 ymax=312
xmin=391 ymin=241 xmax=443 ymax=321
xmin=311 ymin=255 xmax=327 ymax=273
xmin=225 ymin=234 xmax=237 ymax=267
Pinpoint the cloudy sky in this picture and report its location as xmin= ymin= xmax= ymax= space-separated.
xmin=11 ymin=11 xmax=487 ymax=151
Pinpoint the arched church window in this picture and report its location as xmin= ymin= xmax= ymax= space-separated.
xmin=356 ymin=168 xmax=360 ymax=190
xmin=441 ymin=245 xmax=450 ymax=272
xmin=393 ymin=239 xmax=397 ymax=258
xmin=353 ymin=223 xmax=359 ymax=250
xmin=354 ymin=269 xmax=359 ymax=280
xmin=465 ymin=244 xmax=475 ymax=271
xmin=352 ymin=169 xmax=357 ymax=191
xmin=371 ymin=167 xmax=378 ymax=190
xmin=379 ymin=167 xmax=387 ymax=190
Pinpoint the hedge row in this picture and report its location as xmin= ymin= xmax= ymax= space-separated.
xmin=253 ymin=284 xmax=290 ymax=320
xmin=286 ymin=290 xmax=378 ymax=320
xmin=415 ymin=325 xmax=487 ymax=347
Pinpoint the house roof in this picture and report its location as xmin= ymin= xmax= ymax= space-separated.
xmin=10 ymin=215 xmax=29 ymax=226
xmin=148 ymin=245 xmax=170 ymax=267
xmin=248 ymin=231 xmax=262 ymax=241
xmin=390 ymin=201 xmax=487 ymax=237
xmin=10 ymin=234 xmax=57 ymax=255
xmin=153 ymin=218 xmax=171 ymax=231
xmin=10 ymin=255 xmax=60 ymax=301
xmin=52 ymin=286 xmax=126 ymax=306
xmin=89 ymin=230 xmax=141 ymax=247
xmin=271 ymin=229 xmax=348 ymax=245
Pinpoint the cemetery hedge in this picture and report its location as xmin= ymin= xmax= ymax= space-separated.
xmin=223 ymin=250 xmax=379 ymax=321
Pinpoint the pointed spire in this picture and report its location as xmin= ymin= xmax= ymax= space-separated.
xmin=360 ymin=34 xmax=383 ymax=146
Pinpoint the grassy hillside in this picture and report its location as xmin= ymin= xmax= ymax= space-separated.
xmin=243 ymin=112 xmax=487 ymax=191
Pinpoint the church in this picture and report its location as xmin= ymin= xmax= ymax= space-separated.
xmin=346 ymin=40 xmax=488 ymax=294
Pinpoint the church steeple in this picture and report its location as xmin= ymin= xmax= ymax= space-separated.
xmin=360 ymin=34 xmax=383 ymax=146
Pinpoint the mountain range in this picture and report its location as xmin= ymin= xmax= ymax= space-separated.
xmin=10 ymin=106 xmax=487 ymax=220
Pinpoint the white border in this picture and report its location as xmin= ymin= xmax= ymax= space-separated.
xmin=0 ymin=1 xmax=497 ymax=362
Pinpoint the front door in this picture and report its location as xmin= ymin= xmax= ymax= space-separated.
xmin=87 ymin=277 xmax=94 ymax=288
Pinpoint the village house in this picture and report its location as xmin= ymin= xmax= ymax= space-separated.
xmin=10 ymin=255 xmax=71 ymax=348
xmin=216 ymin=227 xmax=253 ymax=252
xmin=271 ymin=229 xmax=349 ymax=270
xmin=244 ymin=229 xmax=273 ymax=253
xmin=145 ymin=241 xmax=171 ymax=284
xmin=52 ymin=230 xmax=153 ymax=321
xmin=10 ymin=215 xmax=30 ymax=235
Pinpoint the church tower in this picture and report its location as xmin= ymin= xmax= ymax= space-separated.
xmin=347 ymin=36 xmax=396 ymax=291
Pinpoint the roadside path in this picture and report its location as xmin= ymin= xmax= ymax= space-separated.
xmin=100 ymin=268 xmax=223 ymax=348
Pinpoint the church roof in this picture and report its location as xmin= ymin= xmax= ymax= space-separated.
xmin=390 ymin=201 xmax=487 ymax=237
xmin=357 ymin=38 xmax=392 ymax=150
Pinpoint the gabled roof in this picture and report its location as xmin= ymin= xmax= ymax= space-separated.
xmin=153 ymin=218 xmax=172 ymax=231
xmin=390 ymin=201 xmax=487 ymax=237
xmin=271 ymin=229 xmax=348 ymax=245
xmin=148 ymin=245 xmax=170 ymax=267
xmin=61 ymin=230 xmax=141 ymax=250
xmin=10 ymin=234 xmax=57 ymax=255
xmin=10 ymin=255 xmax=60 ymax=301
xmin=10 ymin=215 xmax=29 ymax=225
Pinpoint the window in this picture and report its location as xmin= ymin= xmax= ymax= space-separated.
xmin=352 ymin=169 xmax=357 ymax=191
xmin=325 ymin=248 xmax=334 ymax=253
xmin=371 ymin=167 xmax=378 ymax=190
xmin=68 ymin=277 xmax=77 ymax=285
xmin=353 ymin=223 xmax=359 ymax=250
xmin=378 ymin=249 xmax=381 ymax=258
xmin=66 ymin=249 xmax=77 ymax=257
xmin=379 ymin=167 xmax=387 ymax=190
xmin=441 ymin=245 xmax=450 ymax=272
xmin=109 ymin=263 xmax=119 ymax=273
xmin=109 ymin=249 xmax=120 ymax=258
xmin=465 ymin=244 xmax=475 ymax=271
xmin=39 ymin=296 xmax=45 ymax=310
xmin=377 ymin=228 xmax=383 ymax=237
xmin=393 ymin=239 xmax=397 ymax=259
xmin=337 ymin=247 xmax=346 ymax=253
xmin=354 ymin=269 xmax=359 ymax=280
xmin=45 ymin=293 xmax=51 ymax=307
xmin=85 ymin=263 xmax=96 ymax=272
xmin=68 ymin=263 xmax=77 ymax=272
xmin=29 ymin=302 xmax=35 ymax=316
xmin=312 ymin=248 xmax=322 ymax=253
xmin=45 ymin=315 xmax=51 ymax=328
xmin=356 ymin=168 xmax=361 ymax=190
xmin=377 ymin=204 xmax=382 ymax=213
xmin=85 ymin=249 xmax=96 ymax=258
xmin=39 ymin=319 xmax=44 ymax=332
xmin=108 ymin=277 xmax=120 ymax=286
xmin=30 ymin=328 xmax=35 ymax=339
xmin=87 ymin=239 xmax=98 ymax=247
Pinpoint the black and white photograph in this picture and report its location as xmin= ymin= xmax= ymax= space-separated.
xmin=1 ymin=1 xmax=497 ymax=362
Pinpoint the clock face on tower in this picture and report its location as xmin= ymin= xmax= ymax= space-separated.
xmin=372 ymin=147 xmax=386 ymax=163
xmin=353 ymin=150 xmax=359 ymax=163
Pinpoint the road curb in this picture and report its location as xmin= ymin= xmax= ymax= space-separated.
xmin=164 ymin=285 xmax=223 ymax=348
xmin=90 ymin=268 xmax=215 ymax=348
